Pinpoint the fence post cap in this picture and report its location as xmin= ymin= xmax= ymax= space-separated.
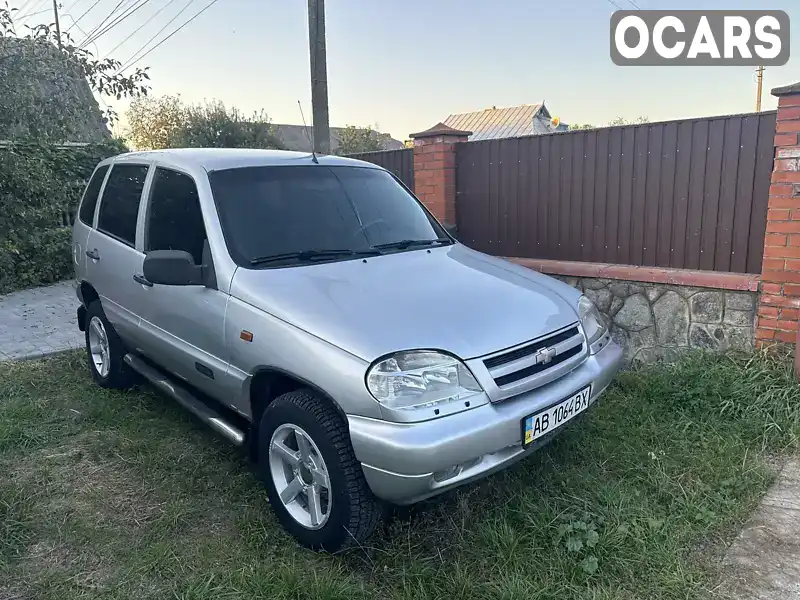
xmin=772 ymin=81 xmax=800 ymax=97
xmin=409 ymin=122 xmax=472 ymax=140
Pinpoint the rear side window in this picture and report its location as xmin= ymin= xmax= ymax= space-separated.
xmin=146 ymin=168 xmax=206 ymax=264
xmin=97 ymin=164 xmax=149 ymax=246
xmin=78 ymin=165 xmax=109 ymax=226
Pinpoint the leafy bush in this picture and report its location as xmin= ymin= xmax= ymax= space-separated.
xmin=0 ymin=139 xmax=125 ymax=294
xmin=1 ymin=5 xmax=147 ymax=294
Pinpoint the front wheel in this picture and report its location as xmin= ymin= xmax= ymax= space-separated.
xmin=257 ymin=389 xmax=382 ymax=551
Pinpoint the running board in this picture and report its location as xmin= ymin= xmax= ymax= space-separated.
xmin=123 ymin=354 xmax=245 ymax=446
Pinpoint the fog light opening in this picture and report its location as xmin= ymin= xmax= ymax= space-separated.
xmin=433 ymin=465 xmax=461 ymax=483
xmin=433 ymin=455 xmax=484 ymax=483
xmin=461 ymin=456 xmax=482 ymax=471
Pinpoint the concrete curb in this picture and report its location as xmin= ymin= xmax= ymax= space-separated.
xmin=0 ymin=347 xmax=80 ymax=363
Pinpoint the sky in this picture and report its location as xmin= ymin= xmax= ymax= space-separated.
xmin=8 ymin=0 xmax=800 ymax=141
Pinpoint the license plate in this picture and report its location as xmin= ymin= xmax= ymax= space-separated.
xmin=522 ymin=385 xmax=591 ymax=447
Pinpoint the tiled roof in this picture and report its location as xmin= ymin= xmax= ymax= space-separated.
xmin=443 ymin=104 xmax=544 ymax=141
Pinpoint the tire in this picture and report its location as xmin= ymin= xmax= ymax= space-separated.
xmin=84 ymin=300 xmax=137 ymax=390
xmin=257 ymin=389 xmax=382 ymax=551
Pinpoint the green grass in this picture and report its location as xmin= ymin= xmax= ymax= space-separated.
xmin=0 ymin=350 xmax=798 ymax=600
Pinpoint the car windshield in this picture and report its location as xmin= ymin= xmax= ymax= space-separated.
xmin=208 ymin=165 xmax=450 ymax=267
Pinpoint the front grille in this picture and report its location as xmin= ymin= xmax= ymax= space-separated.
xmin=493 ymin=344 xmax=582 ymax=387
xmin=483 ymin=324 xmax=585 ymax=390
xmin=484 ymin=326 xmax=580 ymax=369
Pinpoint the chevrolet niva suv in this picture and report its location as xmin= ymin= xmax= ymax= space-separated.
xmin=71 ymin=148 xmax=623 ymax=551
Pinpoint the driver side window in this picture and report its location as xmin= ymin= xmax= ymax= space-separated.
xmin=146 ymin=167 xmax=207 ymax=264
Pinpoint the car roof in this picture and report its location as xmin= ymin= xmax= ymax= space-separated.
xmin=106 ymin=148 xmax=385 ymax=172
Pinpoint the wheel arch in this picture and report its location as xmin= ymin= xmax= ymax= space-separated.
xmin=247 ymin=366 xmax=348 ymax=462
xmin=77 ymin=281 xmax=100 ymax=331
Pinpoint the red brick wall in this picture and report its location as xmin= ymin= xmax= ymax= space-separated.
xmin=757 ymin=91 xmax=800 ymax=344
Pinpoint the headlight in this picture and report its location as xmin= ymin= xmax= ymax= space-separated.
xmin=366 ymin=350 xmax=483 ymax=410
xmin=578 ymin=295 xmax=608 ymax=347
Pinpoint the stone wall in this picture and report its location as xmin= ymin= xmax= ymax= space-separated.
xmin=554 ymin=276 xmax=756 ymax=363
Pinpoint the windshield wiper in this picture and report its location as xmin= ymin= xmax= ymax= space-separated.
xmin=249 ymin=248 xmax=382 ymax=266
xmin=373 ymin=238 xmax=452 ymax=251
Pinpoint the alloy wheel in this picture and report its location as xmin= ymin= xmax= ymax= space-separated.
xmin=268 ymin=423 xmax=331 ymax=530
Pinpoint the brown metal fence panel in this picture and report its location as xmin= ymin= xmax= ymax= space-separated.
xmin=455 ymin=111 xmax=776 ymax=274
xmin=347 ymin=148 xmax=414 ymax=191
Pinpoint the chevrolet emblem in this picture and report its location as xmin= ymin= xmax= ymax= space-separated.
xmin=534 ymin=346 xmax=558 ymax=365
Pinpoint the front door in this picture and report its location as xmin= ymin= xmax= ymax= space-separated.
xmin=136 ymin=166 xmax=232 ymax=402
xmin=84 ymin=162 xmax=151 ymax=349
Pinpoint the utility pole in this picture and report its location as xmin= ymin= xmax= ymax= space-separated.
xmin=756 ymin=65 xmax=765 ymax=112
xmin=52 ymin=0 xmax=62 ymax=50
xmin=307 ymin=0 xmax=330 ymax=154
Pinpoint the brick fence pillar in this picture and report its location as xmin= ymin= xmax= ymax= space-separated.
xmin=757 ymin=82 xmax=800 ymax=344
xmin=409 ymin=122 xmax=471 ymax=228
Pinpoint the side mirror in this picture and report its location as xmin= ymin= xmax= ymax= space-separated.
xmin=443 ymin=222 xmax=458 ymax=240
xmin=143 ymin=250 xmax=203 ymax=286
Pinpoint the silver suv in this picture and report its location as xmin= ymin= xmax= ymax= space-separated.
xmin=72 ymin=148 xmax=622 ymax=551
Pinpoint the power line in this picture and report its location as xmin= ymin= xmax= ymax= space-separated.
xmin=117 ymin=0 xmax=219 ymax=74
xmin=64 ymin=0 xmax=103 ymax=32
xmin=626 ymin=0 xmax=640 ymax=8
xmin=62 ymin=12 xmax=99 ymax=54
xmin=15 ymin=0 xmax=40 ymax=18
xmin=17 ymin=7 xmax=53 ymax=21
xmin=76 ymin=0 xmax=131 ymax=47
xmin=16 ymin=0 xmax=49 ymax=21
xmin=115 ymin=0 xmax=194 ymax=70
xmin=78 ymin=0 xmax=150 ymax=48
xmin=103 ymin=0 xmax=178 ymax=56
xmin=62 ymin=0 xmax=87 ymax=14
xmin=603 ymin=0 xmax=623 ymax=9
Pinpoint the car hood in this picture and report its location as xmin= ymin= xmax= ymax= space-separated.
xmin=230 ymin=244 xmax=582 ymax=362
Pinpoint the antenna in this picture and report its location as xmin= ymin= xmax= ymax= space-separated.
xmin=297 ymin=100 xmax=318 ymax=164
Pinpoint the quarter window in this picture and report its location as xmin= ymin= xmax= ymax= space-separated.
xmin=97 ymin=164 xmax=149 ymax=246
xmin=78 ymin=165 xmax=109 ymax=226
xmin=146 ymin=168 xmax=206 ymax=265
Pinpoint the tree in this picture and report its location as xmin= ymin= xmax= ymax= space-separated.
xmin=125 ymin=96 xmax=284 ymax=150
xmin=568 ymin=117 xmax=650 ymax=132
xmin=0 ymin=4 xmax=150 ymax=141
xmin=125 ymin=95 xmax=184 ymax=150
xmin=0 ymin=5 xmax=144 ymax=291
xmin=335 ymin=125 xmax=383 ymax=155
xmin=608 ymin=116 xmax=650 ymax=126
xmin=176 ymin=100 xmax=283 ymax=149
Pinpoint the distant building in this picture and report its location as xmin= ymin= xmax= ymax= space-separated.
xmin=271 ymin=124 xmax=404 ymax=153
xmin=442 ymin=103 xmax=568 ymax=141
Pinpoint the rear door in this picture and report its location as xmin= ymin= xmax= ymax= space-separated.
xmin=137 ymin=166 xmax=232 ymax=401
xmin=72 ymin=164 xmax=110 ymax=279
xmin=84 ymin=162 xmax=151 ymax=348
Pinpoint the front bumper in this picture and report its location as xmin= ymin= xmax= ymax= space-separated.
xmin=348 ymin=340 xmax=623 ymax=504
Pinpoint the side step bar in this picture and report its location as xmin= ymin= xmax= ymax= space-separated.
xmin=124 ymin=354 xmax=245 ymax=446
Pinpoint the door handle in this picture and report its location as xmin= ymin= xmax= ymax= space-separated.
xmin=85 ymin=248 xmax=100 ymax=260
xmin=133 ymin=273 xmax=153 ymax=287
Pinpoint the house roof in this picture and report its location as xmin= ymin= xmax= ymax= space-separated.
xmin=0 ymin=37 xmax=109 ymax=142
xmin=443 ymin=103 xmax=564 ymax=141
xmin=272 ymin=124 xmax=404 ymax=152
